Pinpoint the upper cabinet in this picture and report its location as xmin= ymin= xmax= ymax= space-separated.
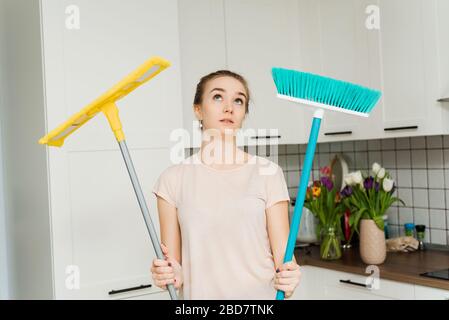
xmin=178 ymin=0 xmax=227 ymax=148
xmin=224 ymin=0 xmax=306 ymax=146
xmin=40 ymin=0 xmax=183 ymax=299
xmin=374 ymin=0 xmax=447 ymax=138
xmin=298 ymin=0 xmax=380 ymax=143
xmin=178 ymin=0 xmax=449 ymax=145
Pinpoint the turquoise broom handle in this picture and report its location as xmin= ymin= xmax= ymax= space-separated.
xmin=276 ymin=109 xmax=323 ymax=300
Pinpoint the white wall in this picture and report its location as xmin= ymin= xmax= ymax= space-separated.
xmin=0 ymin=0 xmax=53 ymax=299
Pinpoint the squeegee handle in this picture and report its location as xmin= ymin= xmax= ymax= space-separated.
xmin=118 ymin=140 xmax=178 ymax=300
xmin=276 ymin=112 xmax=322 ymax=300
xmin=103 ymin=103 xmax=125 ymax=142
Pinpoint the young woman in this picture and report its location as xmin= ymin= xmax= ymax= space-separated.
xmin=150 ymin=70 xmax=301 ymax=299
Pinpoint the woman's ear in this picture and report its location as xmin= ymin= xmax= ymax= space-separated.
xmin=193 ymin=104 xmax=202 ymax=121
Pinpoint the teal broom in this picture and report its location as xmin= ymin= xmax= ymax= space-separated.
xmin=271 ymin=68 xmax=382 ymax=300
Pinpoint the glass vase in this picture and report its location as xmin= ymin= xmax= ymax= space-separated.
xmin=319 ymin=225 xmax=342 ymax=260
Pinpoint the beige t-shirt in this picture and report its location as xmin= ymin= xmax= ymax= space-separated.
xmin=151 ymin=151 xmax=290 ymax=300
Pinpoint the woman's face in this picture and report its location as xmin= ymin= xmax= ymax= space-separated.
xmin=194 ymin=76 xmax=248 ymax=135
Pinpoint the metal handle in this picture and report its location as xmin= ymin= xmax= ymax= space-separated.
xmin=118 ymin=140 xmax=178 ymax=300
xmin=384 ymin=125 xmax=418 ymax=131
xmin=339 ymin=279 xmax=368 ymax=288
xmin=109 ymin=284 xmax=152 ymax=296
xmin=250 ymin=135 xmax=281 ymax=139
xmin=324 ymin=131 xmax=352 ymax=136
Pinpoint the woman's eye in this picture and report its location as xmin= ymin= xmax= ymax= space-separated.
xmin=235 ymin=98 xmax=244 ymax=105
xmin=213 ymin=94 xmax=222 ymax=101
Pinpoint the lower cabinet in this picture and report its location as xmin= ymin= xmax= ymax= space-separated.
xmin=292 ymin=266 xmax=449 ymax=300
xmin=414 ymin=285 xmax=449 ymax=300
xmin=121 ymin=290 xmax=171 ymax=300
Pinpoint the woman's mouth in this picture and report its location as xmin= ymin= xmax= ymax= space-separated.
xmin=220 ymin=119 xmax=234 ymax=124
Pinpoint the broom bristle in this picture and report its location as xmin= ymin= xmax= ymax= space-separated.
xmin=272 ymin=67 xmax=381 ymax=115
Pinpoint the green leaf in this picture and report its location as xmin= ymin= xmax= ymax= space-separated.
xmin=373 ymin=215 xmax=384 ymax=231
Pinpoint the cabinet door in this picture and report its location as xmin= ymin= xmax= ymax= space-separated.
xmin=435 ymin=0 xmax=449 ymax=131
xmin=298 ymin=0 xmax=378 ymax=143
xmin=41 ymin=0 xmax=184 ymax=299
xmin=376 ymin=0 xmax=445 ymax=137
xmin=322 ymin=267 xmax=415 ymax=300
xmin=414 ymin=285 xmax=449 ymax=300
xmin=121 ymin=289 xmax=171 ymax=300
xmin=303 ymin=266 xmax=415 ymax=300
xmin=178 ymin=0 xmax=227 ymax=148
xmin=289 ymin=265 xmax=326 ymax=300
xmin=224 ymin=0 xmax=306 ymax=146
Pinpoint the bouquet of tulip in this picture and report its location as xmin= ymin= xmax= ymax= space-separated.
xmin=340 ymin=162 xmax=405 ymax=236
xmin=305 ymin=166 xmax=346 ymax=260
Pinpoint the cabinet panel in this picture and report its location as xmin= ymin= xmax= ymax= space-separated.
xmin=225 ymin=0 xmax=305 ymax=146
xmin=415 ymin=285 xmax=449 ymax=300
xmin=53 ymin=148 xmax=175 ymax=299
xmin=378 ymin=0 xmax=427 ymax=130
xmin=121 ymin=289 xmax=171 ymax=300
xmin=376 ymin=0 xmax=446 ymax=137
xmin=41 ymin=0 xmax=183 ymax=299
xmin=42 ymin=0 xmax=183 ymax=152
xmin=178 ymin=0 xmax=228 ymax=148
xmin=298 ymin=0 xmax=378 ymax=143
xmin=305 ymin=266 xmax=414 ymax=300
xmin=437 ymin=0 xmax=449 ymax=99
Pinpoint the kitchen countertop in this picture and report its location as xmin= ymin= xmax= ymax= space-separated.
xmin=294 ymin=244 xmax=449 ymax=291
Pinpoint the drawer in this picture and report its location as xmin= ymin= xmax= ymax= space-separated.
xmin=121 ymin=289 xmax=171 ymax=300
xmin=414 ymin=285 xmax=449 ymax=300
xmin=323 ymin=268 xmax=415 ymax=300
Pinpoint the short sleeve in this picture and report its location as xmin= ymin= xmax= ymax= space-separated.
xmin=265 ymin=164 xmax=290 ymax=209
xmin=152 ymin=166 xmax=179 ymax=208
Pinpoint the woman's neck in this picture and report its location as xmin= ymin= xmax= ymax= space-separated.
xmin=199 ymin=133 xmax=249 ymax=167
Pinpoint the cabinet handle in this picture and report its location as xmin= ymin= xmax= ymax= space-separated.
xmin=108 ymin=284 xmax=152 ymax=295
xmin=339 ymin=279 xmax=368 ymax=288
xmin=250 ymin=135 xmax=281 ymax=139
xmin=384 ymin=125 xmax=418 ymax=131
xmin=437 ymin=97 xmax=449 ymax=102
xmin=324 ymin=131 xmax=352 ymax=136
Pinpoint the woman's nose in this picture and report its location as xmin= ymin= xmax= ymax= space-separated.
xmin=223 ymin=101 xmax=233 ymax=112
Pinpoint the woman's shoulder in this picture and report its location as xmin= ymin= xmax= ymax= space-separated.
xmin=159 ymin=153 xmax=199 ymax=177
xmin=251 ymin=154 xmax=283 ymax=173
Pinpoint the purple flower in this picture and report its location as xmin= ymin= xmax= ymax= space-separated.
xmin=375 ymin=181 xmax=380 ymax=192
xmin=364 ymin=176 xmax=374 ymax=190
xmin=340 ymin=185 xmax=353 ymax=198
xmin=320 ymin=176 xmax=334 ymax=191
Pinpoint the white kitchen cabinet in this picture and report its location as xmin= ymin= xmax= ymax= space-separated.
xmin=2 ymin=0 xmax=183 ymax=299
xmin=293 ymin=266 xmax=416 ymax=300
xmin=372 ymin=0 xmax=447 ymax=138
xmin=294 ymin=266 xmax=449 ymax=300
xmin=289 ymin=266 xmax=326 ymax=300
xmin=178 ymin=0 xmax=227 ymax=148
xmin=223 ymin=0 xmax=306 ymax=146
xmin=298 ymin=0 xmax=381 ymax=143
xmin=177 ymin=0 xmax=449 ymax=146
xmin=120 ymin=289 xmax=171 ymax=300
xmin=415 ymin=285 xmax=449 ymax=300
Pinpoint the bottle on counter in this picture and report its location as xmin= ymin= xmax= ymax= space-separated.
xmin=404 ymin=223 xmax=415 ymax=237
xmin=415 ymin=224 xmax=426 ymax=251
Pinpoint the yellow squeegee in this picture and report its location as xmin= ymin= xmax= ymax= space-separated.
xmin=39 ymin=56 xmax=178 ymax=300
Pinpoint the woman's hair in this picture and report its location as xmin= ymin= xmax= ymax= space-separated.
xmin=193 ymin=70 xmax=251 ymax=114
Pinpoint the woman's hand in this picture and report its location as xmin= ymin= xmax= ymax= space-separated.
xmin=273 ymin=261 xmax=302 ymax=299
xmin=150 ymin=243 xmax=183 ymax=290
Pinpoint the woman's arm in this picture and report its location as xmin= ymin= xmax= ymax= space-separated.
xmin=266 ymin=200 xmax=297 ymax=268
xmin=156 ymin=195 xmax=182 ymax=264
xmin=267 ymin=200 xmax=301 ymax=299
